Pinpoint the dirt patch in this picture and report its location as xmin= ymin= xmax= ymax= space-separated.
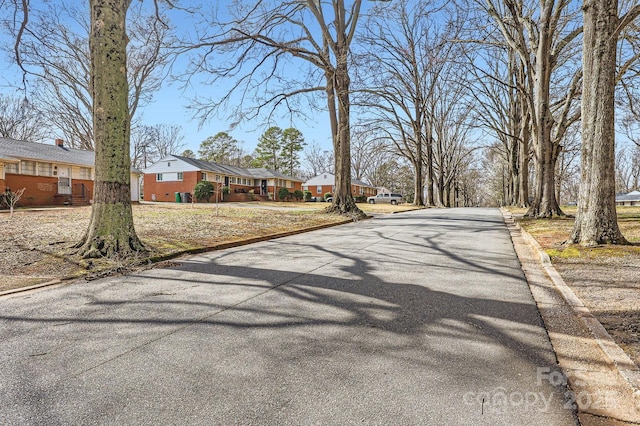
xmin=515 ymin=208 xmax=640 ymax=369
xmin=0 ymin=203 xmax=350 ymax=291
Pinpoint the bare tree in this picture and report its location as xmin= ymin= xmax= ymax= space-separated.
xmin=302 ymin=141 xmax=335 ymax=179
xmin=131 ymin=124 xmax=185 ymax=169
xmin=570 ymin=0 xmax=640 ymax=246
xmin=357 ymin=0 xmax=459 ymax=206
xmin=11 ymin=1 xmax=176 ymax=150
xmin=479 ymin=0 xmax=583 ymax=218
xmin=0 ymin=94 xmax=47 ymax=142
xmin=2 ymin=187 xmax=25 ymax=218
xmin=466 ymin=42 xmax=531 ymax=208
xmin=188 ymin=0 xmax=371 ymax=218
xmin=350 ymin=127 xmax=388 ymax=182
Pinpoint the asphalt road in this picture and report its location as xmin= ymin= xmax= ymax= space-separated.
xmin=0 ymin=208 xmax=578 ymax=425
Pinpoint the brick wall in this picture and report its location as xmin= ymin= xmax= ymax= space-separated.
xmin=143 ymin=171 xmax=200 ymax=202
xmin=5 ymin=174 xmax=59 ymax=206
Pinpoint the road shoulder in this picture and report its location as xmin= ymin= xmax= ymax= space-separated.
xmin=503 ymin=210 xmax=640 ymax=425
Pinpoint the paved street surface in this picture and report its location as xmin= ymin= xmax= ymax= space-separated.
xmin=0 ymin=208 xmax=577 ymax=425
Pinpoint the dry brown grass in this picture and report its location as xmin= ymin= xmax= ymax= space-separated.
xmin=0 ymin=203 xmax=355 ymax=291
xmin=0 ymin=201 xmax=420 ymax=292
xmin=509 ymin=205 xmax=640 ymax=258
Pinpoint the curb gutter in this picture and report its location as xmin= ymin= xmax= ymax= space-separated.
xmin=501 ymin=208 xmax=640 ymax=424
xmin=0 ymin=217 xmax=359 ymax=298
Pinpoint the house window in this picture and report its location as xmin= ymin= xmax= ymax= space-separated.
xmin=230 ymin=177 xmax=236 ymax=184
xmin=316 ymin=186 xmax=322 ymax=194
xmin=216 ymin=174 xmax=221 ymax=182
xmin=21 ymin=160 xmax=36 ymax=175
xmin=241 ymin=178 xmax=247 ymax=185
xmin=5 ymin=163 xmax=18 ymax=174
xmin=79 ymin=167 xmax=91 ymax=180
xmin=156 ymin=173 xmax=163 ymax=182
xmin=38 ymin=162 xmax=52 ymax=176
xmin=303 ymin=186 xmax=308 ymax=191
xmin=177 ymin=172 xmax=183 ymax=181
xmin=201 ymin=172 xmax=207 ymax=181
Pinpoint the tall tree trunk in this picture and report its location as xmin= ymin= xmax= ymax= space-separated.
xmin=413 ymin=135 xmax=424 ymax=206
xmin=518 ymin=108 xmax=530 ymax=207
xmin=326 ymin=38 xmax=364 ymax=219
xmin=77 ymin=0 xmax=145 ymax=258
xmin=525 ymin=19 xmax=564 ymax=218
xmin=570 ymin=0 xmax=627 ymax=245
xmin=426 ymin=134 xmax=435 ymax=206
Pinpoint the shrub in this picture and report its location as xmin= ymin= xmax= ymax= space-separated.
xmin=278 ymin=187 xmax=290 ymax=201
xmin=194 ymin=181 xmax=214 ymax=202
xmin=324 ymin=192 xmax=332 ymax=201
xmin=303 ymin=190 xmax=312 ymax=201
xmin=293 ymin=189 xmax=304 ymax=201
xmin=222 ymin=186 xmax=230 ymax=195
xmin=354 ymin=195 xmax=367 ymax=203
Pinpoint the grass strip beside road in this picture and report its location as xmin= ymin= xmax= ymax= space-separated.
xmin=509 ymin=205 xmax=640 ymax=259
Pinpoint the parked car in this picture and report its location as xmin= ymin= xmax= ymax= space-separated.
xmin=366 ymin=193 xmax=403 ymax=205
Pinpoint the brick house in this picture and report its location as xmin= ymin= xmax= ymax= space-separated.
xmin=302 ymin=173 xmax=377 ymax=200
xmin=142 ymin=155 xmax=303 ymax=202
xmin=0 ymin=137 xmax=141 ymax=207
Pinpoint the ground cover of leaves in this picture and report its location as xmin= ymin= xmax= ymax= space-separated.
xmin=0 ymin=203 xmax=352 ymax=292
xmin=514 ymin=206 xmax=640 ymax=369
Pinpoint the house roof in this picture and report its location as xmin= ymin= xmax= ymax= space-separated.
xmin=616 ymin=190 xmax=640 ymax=202
xmin=165 ymin=155 xmax=303 ymax=182
xmin=246 ymin=168 xmax=303 ymax=181
xmin=303 ymin=173 xmax=375 ymax=189
xmin=303 ymin=173 xmax=335 ymax=186
xmin=0 ymin=137 xmax=143 ymax=174
xmin=0 ymin=137 xmax=94 ymax=166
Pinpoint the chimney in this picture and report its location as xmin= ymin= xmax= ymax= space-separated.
xmin=55 ymin=138 xmax=64 ymax=147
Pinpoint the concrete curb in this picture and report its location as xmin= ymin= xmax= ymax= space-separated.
xmin=501 ymin=208 xmax=640 ymax=422
xmin=0 ymin=216 xmax=360 ymax=298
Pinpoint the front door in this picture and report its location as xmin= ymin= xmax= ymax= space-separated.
xmin=57 ymin=167 xmax=71 ymax=195
xmin=261 ymin=180 xmax=267 ymax=196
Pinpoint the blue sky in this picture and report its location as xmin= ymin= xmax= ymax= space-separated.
xmin=0 ymin=0 xmax=337 ymax=155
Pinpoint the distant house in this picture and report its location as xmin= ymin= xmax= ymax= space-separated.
xmin=302 ymin=173 xmax=377 ymax=199
xmin=615 ymin=190 xmax=640 ymax=206
xmin=0 ymin=137 xmax=141 ymax=207
xmin=142 ymin=155 xmax=303 ymax=202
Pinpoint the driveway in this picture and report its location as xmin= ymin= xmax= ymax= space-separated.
xmin=0 ymin=208 xmax=577 ymax=425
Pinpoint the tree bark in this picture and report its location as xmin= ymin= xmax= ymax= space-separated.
xmin=569 ymin=0 xmax=627 ymax=245
xmin=324 ymin=1 xmax=364 ymax=219
xmin=77 ymin=0 xmax=145 ymax=258
xmin=518 ymin=104 xmax=530 ymax=208
xmin=525 ymin=3 xmax=564 ymax=218
xmin=426 ymin=133 xmax=435 ymax=206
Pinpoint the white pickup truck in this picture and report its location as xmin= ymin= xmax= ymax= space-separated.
xmin=366 ymin=193 xmax=403 ymax=205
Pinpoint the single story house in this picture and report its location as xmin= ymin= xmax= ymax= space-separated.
xmin=615 ymin=190 xmax=640 ymax=206
xmin=302 ymin=173 xmax=377 ymax=199
xmin=0 ymin=137 xmax=141 ymax=207
xmin=142 ymin=155 xmax=304 ymax=202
